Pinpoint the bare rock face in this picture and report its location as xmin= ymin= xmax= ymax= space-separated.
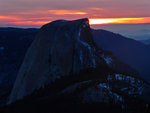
xmin=7 ymin=19 xmax=150 ymax=112
xmin=8 ymin=18 xmax=106 ymax=103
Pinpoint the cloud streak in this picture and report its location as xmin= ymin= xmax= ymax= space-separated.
xmin=48 ymin=10 xmax=87 ymax=15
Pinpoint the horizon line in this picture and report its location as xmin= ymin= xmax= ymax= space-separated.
xmin=1 ymin=17 xmax=150 ymax=28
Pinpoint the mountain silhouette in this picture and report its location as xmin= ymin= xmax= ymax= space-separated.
xmin=92 ymin=29 xmax=150 ymax=83
xmin=2 ymin=19 xmax=149 ymax=113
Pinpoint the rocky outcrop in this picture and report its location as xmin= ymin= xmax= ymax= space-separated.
xmin=8 ymin=18 xmax=107 ymax=103
xmin=6 ymin=19 xmax=150 ymax=113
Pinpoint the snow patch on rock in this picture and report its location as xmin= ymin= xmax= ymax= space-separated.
xmin=107 ymin=74 xmax=144 ymax=95
xmin=77 ymin=27 xmax=96 ymax=67
xmin=81 ymin=82 xmax=124 ymax=104
xmin=101 ymin=54 xmax=112 ymax=64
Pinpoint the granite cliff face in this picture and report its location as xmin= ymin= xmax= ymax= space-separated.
xmin=6 ymin=19 xmax=150 ymax=112
xmin=8 ymin=18 xmax=107 ymax=103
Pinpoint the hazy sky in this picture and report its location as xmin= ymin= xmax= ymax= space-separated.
xmin=0 ymin=0 xmax=150 ymax=26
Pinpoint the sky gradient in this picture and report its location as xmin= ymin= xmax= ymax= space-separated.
xmin=0 ymin=0 xmax=150 ymax=27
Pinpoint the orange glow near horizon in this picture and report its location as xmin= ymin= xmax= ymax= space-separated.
xmin=89 ymin=17 xmax=150 ymax=25
xmin=89 ymin=19 xmax=114 ymax=25
xmin=10 ymin=21 xmax=50 ymax=26
xmin=0 ymin=16 xmax=150 ymax=26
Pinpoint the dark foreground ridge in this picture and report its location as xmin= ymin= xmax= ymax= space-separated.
xmin=1 ymin=18 xmax=150 ymax=113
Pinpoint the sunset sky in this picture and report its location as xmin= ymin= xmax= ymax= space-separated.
xmin=0 ymin=0 xmax=150 ymax=27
